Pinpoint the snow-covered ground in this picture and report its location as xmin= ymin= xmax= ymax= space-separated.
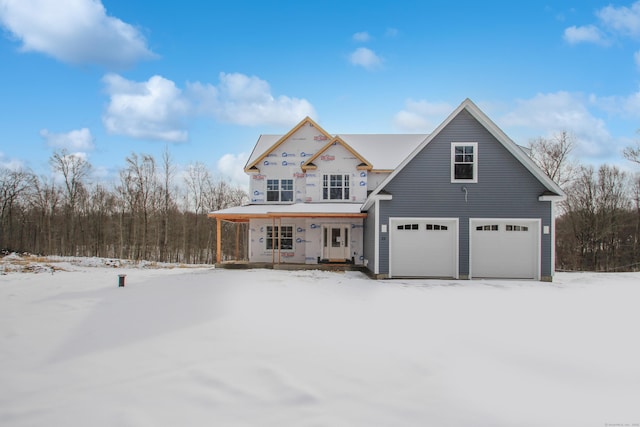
xmin=1 ymin=256 xmax=639 ymax=427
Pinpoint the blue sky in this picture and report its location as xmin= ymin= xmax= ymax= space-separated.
xmin=2 ymin=0 xmax=640 ymax=187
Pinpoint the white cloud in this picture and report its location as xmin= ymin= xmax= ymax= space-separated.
xmin=385 ymin=27 xmax=399 ymax=38
xmin=0 ymin=152 xmax=24 ymax=171
xmin=102 ymin=73 xmax=190 ymax=142
xmin=563 ymin=25 xmax=606 ymax=45
xmin=102 ymin=72 xmax=315 ymax=141
xmin=217 ymin=152 xmax=249 ymax=191
xmin=393 ymin=99 xmax=452 ymax=131
xmin=0 ymin=0 xmax=156 ymax=68
xmin=352 ymin=31 xmax=370 ymax=42
xmin=564 ymin=1 xmax=640 ymax=48
xmin=594 ymin=87 xmax=640 ymax=118
xmin=597 ymin=1 xmax=640 ymax=38
xmin=501 ymin=92 xmax=612 ymax=158
xmin=40 ymin=128 xmax=95 ymax=151
xmin=187 ymin=72 xmax=316 ymax=127
xmin=348 ymin=47 xmax=382 ymax=70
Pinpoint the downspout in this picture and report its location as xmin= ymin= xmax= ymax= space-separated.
xmin=374 ymin=198 xmax=380 ymax=275
xmin=216 ymin=218 xmax=221 ymax=264
xmin=271 ymin=216 xmax=275 ymax=265
xmin=278 ymin=217 xmax=282 ymax=264
xmin=551 ymin=201 xmax=556 ymax=278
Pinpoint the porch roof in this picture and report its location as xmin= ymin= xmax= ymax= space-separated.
xmin=208 ymin=203 xmax=367 ymax=222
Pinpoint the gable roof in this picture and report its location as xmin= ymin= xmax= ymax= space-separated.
xmin=301 ymin=136 xmax=373 ymax=172
xmin=244 ymin=116 xmax=332 ymax=172
xmin=246 ymin=132 xmax=427 ymax=173
xmin=338 ymin=134 xmax=427 ymax=171
xmin=362 ymin=98 xmax=566 ymax=210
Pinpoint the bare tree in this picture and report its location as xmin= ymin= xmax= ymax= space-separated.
xmin=528 ymin=131 xmax=577 ymax=189
xmin=29 ymin=176 xmax=61 ymax=255
xmin=559 ymin=165 xmax=631 ymax=271
xmin=118 ymin=153 xmax=159 ymax=260
xmin=159 ymin=146 xmax=177 ymax=262
xmin=0 ymin=167 xmax=36 ymax=251
xmin=623 ymin=130 xmax=640 ymax=164
xmin=3 ymin=150 xmax=248 ymax=264
xmin=49 ymin=150 xmax=91 ymax=255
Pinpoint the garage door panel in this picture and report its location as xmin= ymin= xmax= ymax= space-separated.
xmin=390 ymin=219 xmax=457 ymax=278
xmin=471 ymin=220 xmax=538 ymax=279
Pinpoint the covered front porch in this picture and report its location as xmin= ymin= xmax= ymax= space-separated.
xmin=208 ymin=203 xmax=367 ymax=266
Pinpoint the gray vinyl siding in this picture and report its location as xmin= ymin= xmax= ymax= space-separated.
xmin=372 ymin=109 xmax=553 ymax=278
xmin=363 ymin=200 xmax=376 ymax=273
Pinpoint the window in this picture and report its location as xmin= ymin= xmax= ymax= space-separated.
xmin=506 ymin=225 xmax=529 ymax=232
xmin=451 ymin=143 xmax=478 ymax=182
xmin=397 ymin=224 xmax=419 ymax=230
xmin=266 ymin=225 xmax=293 ymax=250
xmin=267 ymin=179 xmax=294 ymax=202
xmin=426 ymin=224 xmax=448 ymax=231
xmin=322 ymin=174 xmax=350 ymax=200
xmin=476 ymin=225 xmax=499 ymax=231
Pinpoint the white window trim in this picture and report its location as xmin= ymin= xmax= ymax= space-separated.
xmin=266 ymin=179 xmax=294 ymax=203
xmin=451 ymin=142 xmax=478 ymax=183
xmin=322 ymin=173 xmax=351 ymax=201
xmin=265 ymin=224 xmax=295 ymax=251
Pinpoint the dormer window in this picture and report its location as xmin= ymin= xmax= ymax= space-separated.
xmin=267 ymin=179 xmax=293 ymax=202
xmin=451 ymin=142 xmax=478 ymax=183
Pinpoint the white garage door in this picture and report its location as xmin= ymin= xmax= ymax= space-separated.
xmin=390 ymin=218 xmax=458 ymax=278
xmin=470 ymin=219 xmax=539 ymax=279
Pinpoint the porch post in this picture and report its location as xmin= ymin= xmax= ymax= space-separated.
xmin=271 ymin=217 xmax=275 ymax=264
xmin=278 ymin=217 xmax=282 ymax=264
xmin=216 ymin=218 xmax=221 ymax=264
xmin=235 ymin=222 xmax=240 ymax=260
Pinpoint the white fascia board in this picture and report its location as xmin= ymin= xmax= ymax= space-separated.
xmin=538 ymin=195 xmax=565 ymax=202
xmin=462 ymin=101 xmax=566 ymax=198
xmin=363 ymin=99 xmax=567 ymax=205
xmin=361 ymin=193 xmax=392 ymax=211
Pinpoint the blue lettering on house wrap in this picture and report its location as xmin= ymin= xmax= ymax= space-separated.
xmin=297 ymin=227 xmax=305 ymax=233
xmin=360 ymin=171 xmax=366 ymax=177
xmin=359 ymin=181 xmax=366 ymax=186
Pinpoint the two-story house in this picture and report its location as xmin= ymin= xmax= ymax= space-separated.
xmin=209 ymin=99 xmax=565 ymax=281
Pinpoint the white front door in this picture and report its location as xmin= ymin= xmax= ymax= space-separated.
xmin=323 ymin=225 xmax=350 ymax=261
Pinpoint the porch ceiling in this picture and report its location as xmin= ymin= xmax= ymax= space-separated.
xmin=208 ymin=203 xmax=367 ymax=222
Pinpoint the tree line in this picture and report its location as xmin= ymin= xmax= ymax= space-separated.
xmin=4 ymin=135 xmax=640 ymax=271
xmin=530 ymin=132 xmax=640 ymax=272
xmin=0 ymin=149 xmax=248 ymax=264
